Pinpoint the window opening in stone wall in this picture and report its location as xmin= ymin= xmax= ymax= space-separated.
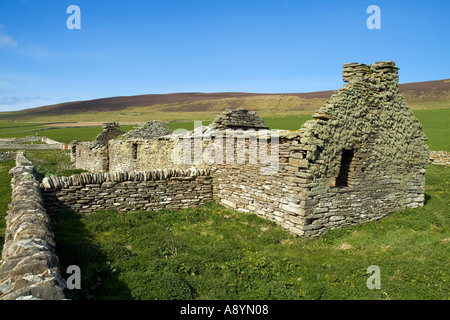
xmin=333 ymin=149 xmax=354 ymax=187
xmin=132 ymin=143 xmax=138 ymax=160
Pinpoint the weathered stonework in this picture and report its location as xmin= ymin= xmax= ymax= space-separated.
xmin=123 ymin=120 xmax=172 ymax=139
xmin=72 ymin=122 xmax=124 ymax=172
xmin=73 ymin=142 xmax=109 ymax=172
xmin=210 ymin=108 xmax=269 ymax=131
xmin=0 ymin=151 xmax=16 ymax=162
xmin=0 ymin=152 xmax=66 ymax=300
xmin=94 ymin=122 xmax=125 ymax=146
xmin=287 ymin=61 xmax=430 ymax=237
xmin=0 ymin=61 xmax=431 ymax=300
xmin=41 ymin=168 xmax=213 ymax=215
xmin=429 ymin=151 xmax=450 ymax=166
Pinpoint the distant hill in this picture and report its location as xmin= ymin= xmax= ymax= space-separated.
xmin=1 ymin=79 xmax=449 ymax=123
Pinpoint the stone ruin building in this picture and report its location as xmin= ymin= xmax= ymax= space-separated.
xmin=66 ymin=61 xmax=429 ymax=238
xmin=0 ymin=61 xmax=431 ymax=300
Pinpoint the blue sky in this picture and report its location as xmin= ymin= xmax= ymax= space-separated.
xmin=0 ymin=0 xmax=449 ymax=111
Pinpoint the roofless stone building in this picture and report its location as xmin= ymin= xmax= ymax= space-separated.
xmin=0 ymin=61 xmax=431 ymax=300
xmin=65 ymin=61 xmax=429 ymax=238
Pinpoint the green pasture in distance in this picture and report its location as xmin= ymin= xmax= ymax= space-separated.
xmin=264 ymin=115 xmax=313 ymax=130
xmin=413 ymin=109 xmax=450 ymax=152
xmin=0 ymin=109 xmax=447 ymax=151
xmin=42 ymin=125 xmax=138 ymax=144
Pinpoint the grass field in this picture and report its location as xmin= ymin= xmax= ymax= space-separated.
xmin=413 ymin=109 xmax=450 ymax=151
xmin=0 ymin=161 xmax=15 ymax=244
xmin=1 ymin=109 xmax=447 ymax=150
xmin=0 ymin=107 xmax=448 ymax=300
xmin=51 ymin=164 xmax=449 ymax=300
xmin=0 ymin=153 xmax=447 ymax=300
xmin=0 ymin=124 xmax=139 ymax=144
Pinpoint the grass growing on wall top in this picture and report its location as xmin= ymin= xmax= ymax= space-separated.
xmin=52 ymin=164 xmax=450 ymax=300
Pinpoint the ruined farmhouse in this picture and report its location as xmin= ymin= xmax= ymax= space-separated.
xmin=59 ymin=61 xmax=429 ymax=239
xmin=0 ymin=61 xmax=431 ymax=300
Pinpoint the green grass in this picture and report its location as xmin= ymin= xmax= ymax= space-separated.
xmin=0 ymin=127 xmax=448 ymax=300
xmin=0 ymin=160 xmax=15 ymax=246
xmin=0 ymin=125 xmax=138 ymax=144
xmin=24 ymin=149 xmax=86 ymax=181
xmin=264 ymin=115 xmax=313 ymax=130
xmin=413 ymin=109 xmax=450 ymax=151
xmin=0 ymin=109 xmax=448 ymax=151
xmin=52 ymin=164 xmax=449 ymax=300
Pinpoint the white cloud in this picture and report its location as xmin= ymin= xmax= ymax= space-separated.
xmin=0 ymin=34 xmax=18 ymax=48
xmin=0 ymin=95 xmax=51 ymax=111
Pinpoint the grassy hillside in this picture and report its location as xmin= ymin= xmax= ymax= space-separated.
xmin=1 ymin=79 xmax=448 ymax=123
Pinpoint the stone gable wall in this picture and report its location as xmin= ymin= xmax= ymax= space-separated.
xmin=293 ymin=61 xmax=429 ymax=237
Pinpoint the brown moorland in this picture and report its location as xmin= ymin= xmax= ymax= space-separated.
xmin=1 ymin=79 xmax=448 ymax=122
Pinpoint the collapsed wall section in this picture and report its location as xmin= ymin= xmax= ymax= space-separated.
xmin=0 ymin=152 xmax=66 ymax=300
xmin=72 ymin=122 xmax=125 ymax=173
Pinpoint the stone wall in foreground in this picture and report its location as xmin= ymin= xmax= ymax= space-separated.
xmin=0 ymin=152 xmax=66 ymax=300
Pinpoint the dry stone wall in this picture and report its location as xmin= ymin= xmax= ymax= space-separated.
xmin=0 ymin=144 xmax=63 ymax=150
xmin=0 ymin=152 xmax=66 ymax=300
xmin=0 ymin=137 xmax=41 ymax=144
xmin=108 ymin=138 xmax=185 ymax=172
xmin=123 ymin=120 xmax=172 ymax=139
xmin=0 ymin=136 xmax=67 ymax=150
xmin=41 ymin=168 xmax=213 ymax=215
xmin=211 ymin=133 xmax=310 ymax=236
xmin=210 ymin=108 xmax=269 ymax=130
xmin=0 ymin=151 xmax=16 ymax=162
xmin=429 ymin=151 xmax=450 ymax=166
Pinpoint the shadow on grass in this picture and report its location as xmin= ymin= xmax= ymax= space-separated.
xmin=424 ymin=193 xmax=431 ymax=205
xmin=52 ymin=209 xmax=133 ymax=300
